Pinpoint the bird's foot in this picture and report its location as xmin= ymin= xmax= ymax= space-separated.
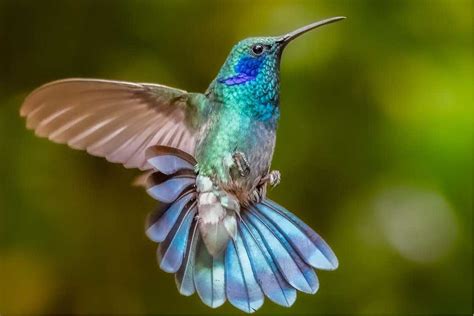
xmin=260 ymin=170 xmax=281 ymax=188
xmin=247 ymin=170 xmax=280 ymax=205
xmin=249 ymin=186 xmax=266 ymax=205
xmin=232 ymin=151 xmax=250 ymax=177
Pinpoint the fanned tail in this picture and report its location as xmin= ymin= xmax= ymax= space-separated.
xmin=144 ymin=146 xmax=338 ymax=313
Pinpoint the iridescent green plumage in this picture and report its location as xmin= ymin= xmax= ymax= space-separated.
xmin=195 ymin=37 xmax=282 ymax=192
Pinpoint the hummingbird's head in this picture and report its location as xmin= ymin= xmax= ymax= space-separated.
xmin=211 ymin=17 xmax=345 ymax=121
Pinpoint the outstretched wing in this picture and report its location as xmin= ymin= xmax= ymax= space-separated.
xmin=20 ymin=78 xmax=205 ymax=170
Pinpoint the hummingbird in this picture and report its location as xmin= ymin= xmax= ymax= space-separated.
xmin=20 ymin=17 xmax=345 ymax=313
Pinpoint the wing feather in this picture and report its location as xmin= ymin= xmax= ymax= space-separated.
xmin=20 ymin=78 xmax=205 ymax=170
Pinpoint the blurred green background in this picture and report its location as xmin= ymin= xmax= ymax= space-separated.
xmin=0 ymin=0 xmax=472 ymax=314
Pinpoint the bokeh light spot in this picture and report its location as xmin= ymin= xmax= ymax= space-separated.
xmin=374 ymin=186 xmax=458 ymax=263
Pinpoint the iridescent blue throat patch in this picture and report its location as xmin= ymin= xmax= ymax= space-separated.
xmin=218 ymin=56 xmax=264 ymax=86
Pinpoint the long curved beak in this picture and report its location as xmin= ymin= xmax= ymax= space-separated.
xmin=277 ymin=16 xmax=346 ymax=47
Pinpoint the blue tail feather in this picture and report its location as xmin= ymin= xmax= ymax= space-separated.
xmin=194 ymin=240 xmax=226 ymax=308
xmin=239 ymin=219 xmax=297 ymax=307
xmin=263 ymin=200 xmax=339 ymax=270
xmin=148 ymin=153 xmax=195 ymax=175
xmin=175 ymin=221 xmax=199 ymax=296
xmin=244 ymin=208 xmax=319 ymax=294
xmin=146 ymin=171 xmax=195 ymax=203
xmin=146 ymin=192 xmax=195 ymax=242
xmin=146 ymin=146 xmax=196 ymax=175
xmin=225 ymin=232 xmax=264 ymax=313
xmin=158 ymin=201 xmax=196 ymax=273
xmin=256 ymin=202 xmax=337 ymax=270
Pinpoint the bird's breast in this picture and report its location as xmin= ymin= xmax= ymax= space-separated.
xmin=195 ymin=110 xmax=277 ymax=197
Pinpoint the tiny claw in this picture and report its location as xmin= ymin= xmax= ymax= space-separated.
xmin=250 ymin=189 xmax=262 ymax=204
xmin=260 ymin=170 xmax=281 ymax=188
xmin=268 ymin=170 xmax=281 ymax=187
xmin=232 ymin=151 xmax=250 ymax=177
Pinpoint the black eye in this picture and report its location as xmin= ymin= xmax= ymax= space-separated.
xmin=251 ymin=44 xmax=264 ymax=56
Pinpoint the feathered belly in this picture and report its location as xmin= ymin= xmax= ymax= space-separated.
xmin=195 ymin=119 xmax=276 ymax=198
